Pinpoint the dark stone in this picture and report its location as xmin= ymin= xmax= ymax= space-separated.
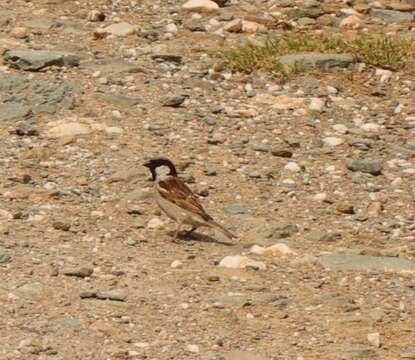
xmin=271 ymin=149 xmax=293 ymax=158
xmin=151 ymin=54 xmax=183 ymax=64
xmin=162 ymin=94 xmax=188 ymax=107
xmin=346 ymin=159 xmax=383 ymax=176
xmin=4 ymin=50 xmax=80 ymax=71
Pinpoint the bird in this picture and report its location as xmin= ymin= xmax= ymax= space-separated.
xmin=143 ymin=157 xmax=236 ymax=242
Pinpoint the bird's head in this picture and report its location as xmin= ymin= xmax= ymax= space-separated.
xmin=143 ymin=157 xmax=177 ymax=180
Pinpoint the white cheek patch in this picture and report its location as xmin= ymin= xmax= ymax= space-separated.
xmin=156 ymin=165 xmax=170 ymax=177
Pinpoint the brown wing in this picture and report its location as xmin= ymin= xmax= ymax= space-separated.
xmin=157 ymin=176 xmax=213 ymax=222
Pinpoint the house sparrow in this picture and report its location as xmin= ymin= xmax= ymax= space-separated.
xmin=143 ymin=157 xmax=236 ymax=242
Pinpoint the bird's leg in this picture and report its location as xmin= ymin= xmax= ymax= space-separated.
xmin=173 ymin=222 xmax=182 ymax=242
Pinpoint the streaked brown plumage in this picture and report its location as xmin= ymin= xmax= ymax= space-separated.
xmin=143 ymin=157 xmax=236 ymax=241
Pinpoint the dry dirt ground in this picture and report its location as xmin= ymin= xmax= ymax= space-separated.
xmin=1 ymin=0 xmax=415 ymax=359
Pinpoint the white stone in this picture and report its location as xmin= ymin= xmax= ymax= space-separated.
xmin=166 ymin=23 xmax=178 ymax=33
xmin=285 ymin=162 xmax=301 ymax=172
xmin=323 ymin=137 xmax=344 ymax=146
xmin=170 ymin=260 xmax=183 ymax=268
xmin=112 ymin=110 xmax=122 ymax=119
xmin=326 ymin=85 xmax=338 ymax=94
xmin=47 ymin=122 xmax=91 ymax=137
xmin=186 ymin=344 xmax=200 ymax=353
xmin=333 ymin=124 xmax=348 ymax=134
xmin=375 ymin=68 xmax=392 ymax=83
xmin=147 ymin=217 xmax=165 ymax=230
xmin=218 ymin=255 xmax=266 ymax=270
xmin=309 ymin=97 xmax=325 ymax=112
xmin=367 ymin=332 xmax=380 ymax=348
xmin=105 ymin=22 xmax=137 ymax=36
xmin=313 ymin=193 xmax=327 ymax=201
xmin=361 ymin=123 xmax=380 ymax=132
xmin=182 ymin=0 xmax=219 ymax=13
xmin=250 ymin=243 xmax=296 ymax=257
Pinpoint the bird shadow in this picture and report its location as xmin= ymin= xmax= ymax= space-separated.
xmin=169 ymin=231 xmax=236 ymax=246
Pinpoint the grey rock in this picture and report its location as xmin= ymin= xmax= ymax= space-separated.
xmin=339 ymin=348 xmax=376 ymax=359
xmin=223 ymin=351 xmax=267 ymax=360
xmin=53 ymin=318 xmax=84 ymax=329
xmin=33 ymin=103 xmax=57 ymax=114
xmin=371 ymin=9 xmax=414 ymax=23
xmin=162 ymin=94 xmax=188 ymax=107
xmin=80 ymin=59 xmax=142 ymax=74
xmin=24 ymin=17 xmax=59 ymax=31
xmin=95 ymin=93 xmax=140 ymax=107
xmin=318 ymin=253 xmax=415 ymax=272
xmin=309 ymin=230 xmax=333 ymax=242
xmin=99 ymin=289 xmax=127 ymax=302
xmin=0 ymin=73 xmax=81 ymax=120
xmin=4 ymin=50 xmax=80 ymax=71
xmin=271 ymin=149 xmax=293 ymax=158
xmin=80 ymin=289 xmax=127 ymax=302
xmin=279 ymin=53 xmax=354 ymax=71
xmin=203 ymin=116 xmax=217 ymax=126
xmin=63 ymin=266 xmax=93 ymax=278
xmin=346 ymin=159 xmax=382 ymax=176
xmin=351 ymin=172 xmax=373 ymax=184
xmin=337 ymin=315 xmax=373 ymax=325
xmin=289 ymin=7 xmax=324 ymax=19
xmin=297 ymin=17 xmax=316 ymax=26
xmin=151 ymin=54 xmax=183 ymax=64
xmin=14 ymin=283 xmax=44 ymax=297
xmin=0 ymin=103 xmax=32 ymax=122
xmin=0 ymin=250 xmax=11 ymax=263
xmin=264 ymin=222 xmax=299 ymax=239
xmin=0 ymin=73 xmax=27 ymax=92
xmin=223 ymin=203 xmax=252 ymax=218
xmin=348 ymin=137 xmax=375 ymax=150
xmin=204 ymin=165 xmax=217 ymax=176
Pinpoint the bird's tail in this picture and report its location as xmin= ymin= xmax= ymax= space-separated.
xmin=208 ymin=220 xmax=237 ymax=240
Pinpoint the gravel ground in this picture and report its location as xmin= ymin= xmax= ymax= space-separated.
xmin=1 ymin=0 xmax=415 ymax=359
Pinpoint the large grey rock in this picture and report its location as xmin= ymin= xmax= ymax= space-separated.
xmin=0 ymin=73 xmax=81 ymax=121
xmin=371 ymin=9 xmax=414 ymax=23
xmin=4 ymin=50 xmax=80 ymax=71
xmin=318 ymin=253 xmax=415 ymax=272
xmin=80 ymin=59 xmax=142 ymax=74
xmin=0 ymin=73 xmax=28 ymax=92
xmin=223 ymin=203 xmax=252 ymax=219
xmin=24 ymin=18 xmax=59 ymax=31
xmin=95 ymin=93 xmax=140 ymax=107
xmin=279 ymin=53 xmax=354 ymax=71
xmin=14 ymin=283 xmax=45 ymax=298
xmin=346 ymin=159 xmax=382 ymax=175
xmin=0 ymin=103 xmax=32 ymax=121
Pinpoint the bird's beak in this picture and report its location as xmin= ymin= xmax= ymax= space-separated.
xmin=143 ymin=161 xmax=151 ymax=168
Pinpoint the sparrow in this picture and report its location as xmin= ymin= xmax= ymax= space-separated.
xmin=143 ymin=157 xmax=236 ymax=242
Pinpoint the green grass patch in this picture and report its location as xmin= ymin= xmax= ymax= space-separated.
xmin=223 ymin=33 xmax=415 ymax=77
